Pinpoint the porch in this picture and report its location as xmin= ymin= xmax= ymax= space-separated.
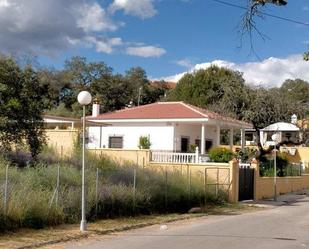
xmin=151 ymin=122 xmax=248 ymax=164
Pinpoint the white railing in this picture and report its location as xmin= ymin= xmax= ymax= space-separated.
xmin=239 ymin=160 xmax=251 ymax=168
xmin=151 ymin=148 xmax=199 ymax=164
xmin=151 ymin=151 xmax=197 ymax=164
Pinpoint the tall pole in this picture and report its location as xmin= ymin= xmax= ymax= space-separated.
xmin=80 ymin=105 xmax=87 ymax=231
xmin=274 ymin=147 xmax=277 ymax=201
xmin=138 ymin=87 xmax=142 ymax=107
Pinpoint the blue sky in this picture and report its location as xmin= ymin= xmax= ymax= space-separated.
xmin=0 ymin=0 xmax=309 ymax=86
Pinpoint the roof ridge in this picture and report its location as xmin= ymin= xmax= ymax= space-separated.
xmin=96 ymin=102 xmax=159 ymax=117
xmin=157 ymin=101 xmax=184 ymax=104
xmin=180 ymin=102 xmax=208 ymax=118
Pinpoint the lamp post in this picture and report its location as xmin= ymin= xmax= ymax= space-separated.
xmin=137 ymin=87 xmax=142 ymax=106
xmin=271 ymin=133 xmax=279 ymax=202
xmin=77 ymin=91 xmax=92 ymax=232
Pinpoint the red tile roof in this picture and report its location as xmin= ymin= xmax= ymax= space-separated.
xmin=88 ymin=102 xmax=252 ymax=127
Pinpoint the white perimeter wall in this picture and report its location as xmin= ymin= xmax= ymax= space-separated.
xmin=174 ymin=124 xmax=218 ymax=151
xmin=87 ymin=123 xmax=175 ymax=150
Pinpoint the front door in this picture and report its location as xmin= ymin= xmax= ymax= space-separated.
xmin=206 ymin=140 xmax=213 ymax=152
xmin=181 ymin=137 xmax=189 ymax=152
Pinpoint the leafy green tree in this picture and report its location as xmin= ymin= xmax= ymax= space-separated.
xmin=168 ymin=66 xmax=250 ymax=119
xmin=0 ymin=56 xmax=49 ymax=159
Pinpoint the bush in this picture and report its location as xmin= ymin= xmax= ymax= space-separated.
xmin=236 ymin=147 xmax=258 ymax=162
xmin=209 ymin=147 xmax=234 ymax=163
xmin=259 ymin=153 xmax=298 ymax=177
xmin=138 ymin=136 xmax=151 ymax=149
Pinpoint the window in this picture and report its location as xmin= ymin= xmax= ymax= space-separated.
xmin=245 ymin=133 xmax=254 ymax=142
xmin=108 ymin=136 xmax=123 ymax=148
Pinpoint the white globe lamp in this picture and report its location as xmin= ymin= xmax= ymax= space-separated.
xmin=271 ymin=133 xmax=279 ymax=144
xmin=78 ymin=91 xmax=92 ymax=106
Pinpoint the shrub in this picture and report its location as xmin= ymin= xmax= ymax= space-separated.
xmin=259 ymin=153 xmax=297 ymax=177
xmin=138 ymin=136 xmax=151 ymax=149
xmin=209 ymin=147 xmax=234 ymax=163
xmin=236 ymin=147 xmax=258 ymax=162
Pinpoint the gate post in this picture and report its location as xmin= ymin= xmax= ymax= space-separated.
xmin=229 ymin=158 xmax=239 ymax=203
xmin=251 ymin=158 xmax=259 ymax=201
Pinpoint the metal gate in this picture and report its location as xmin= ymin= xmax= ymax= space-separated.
xmin=238 ymin=166 xmax=254 ymax=201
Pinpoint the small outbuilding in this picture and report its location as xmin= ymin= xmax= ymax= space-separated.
xmin=260 ymin=122 xmax=301 ymax=147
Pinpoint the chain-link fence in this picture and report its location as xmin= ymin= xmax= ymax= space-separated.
xmin=0 ymin=163 xmax=229 ymax=231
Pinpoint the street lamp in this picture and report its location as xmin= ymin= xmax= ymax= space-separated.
xmin=77 ymin=91 xmax=92 ymax=232
xmin=137 ymin=87 xmax=142 ymax=106
xmin=271 ymin=133 xmax=280 ymax=202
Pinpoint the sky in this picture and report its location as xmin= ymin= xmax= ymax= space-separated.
xmin=0 ymin=0 xmax=308 ymax=87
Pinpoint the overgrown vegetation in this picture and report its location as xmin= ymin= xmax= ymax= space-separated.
xmin=259 ymin=152 xmax=302 ymax=177
xmin=208 ymin=147 xmax=234 ymax=163
xmin=0 ymin=148 xmax=225 ymax=231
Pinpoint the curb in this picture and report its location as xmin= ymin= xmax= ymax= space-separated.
xmin=17 ymin=214 xmax=206 ymax=249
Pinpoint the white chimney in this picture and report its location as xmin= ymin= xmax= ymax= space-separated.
xmin=92 ymin=98 xmax=100 ymax=117
xmin=291 ymin=114 xmax=297 ymax=125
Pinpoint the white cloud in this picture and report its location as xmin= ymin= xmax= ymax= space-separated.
xmin=0 ymin=0 xmax=164 ymax=57
xmin=162 ymin=55 xmax=309 ymax=87
xmin=0 ymin=0 xmax=120 ymax=55
xmin=126 ymin=45 xmax=166 ymax=58
xmin=174 ymin=58 xmax=194 ymax=68
xmin=109 ymin=0 xmax=157 ymax=19
xmin=0 ymin=0 xmax=9 ymax=8
xmin=76 ymin=3 xmax=117 ymax=32
xmin=85 ymin=36 xmax=123 ymax=54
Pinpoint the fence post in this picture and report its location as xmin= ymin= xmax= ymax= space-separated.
xmin=133 ymin=168 xmax=136 ymax=213
xmin=228 ymin=158 xmax=239 ymax=203
xmin=4 ymin=164 xmax=8 ymax=216
xmin=95 ymin=168 xmax=99 ymax=217
xmin=204 ymin=168 xmax=207 ymax=206
xmin=216 ymin=168 xmax=219 ymax=198
xmin=55 ymin=164 xmax=60 ymax=206
xmin=188 ymin=169 xmax=191 ymax=207
xmin=165 ymin=170 xmax=168 ymax=211
xmin=60 ymin=146 xmax=63 ymax=160
xmin=250 ymin=158 xmax=259 ymax=201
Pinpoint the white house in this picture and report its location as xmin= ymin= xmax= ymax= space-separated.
xmin=260 ymin=122 xmax=301 ymax=147
xmin=86 ymin=102 xmax=252 ymax=155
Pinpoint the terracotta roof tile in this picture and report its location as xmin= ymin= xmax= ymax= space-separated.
xmin=88 ymin=102 xmax=252 ymax=127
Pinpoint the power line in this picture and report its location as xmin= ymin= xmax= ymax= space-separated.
xmin=210 ymin=0 xmax=309 ymax=27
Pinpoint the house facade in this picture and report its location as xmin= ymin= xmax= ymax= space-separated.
xmin=86 ymin=102 xmax=252 ymax=154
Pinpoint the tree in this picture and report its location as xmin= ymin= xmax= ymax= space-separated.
xmin=44 ymin=58 xmax=169 ymax=116
xmin=241 ymin=1 xmax=309 ymax=58
xmin=0 ymin=56 xmax=49 ymax=159
xmin=168 ymin=66 xmax=250 ymax=119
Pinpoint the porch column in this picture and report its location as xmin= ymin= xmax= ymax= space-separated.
xmin=216 ymin=125 xmax=221 ymax=147
xmin=229 ymin=128 xmax=234 ymax=150
xmin=201 ymin=124 xmax=206 ymax=155
xmin=240 ymin=128 xmax=245 ymax=150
